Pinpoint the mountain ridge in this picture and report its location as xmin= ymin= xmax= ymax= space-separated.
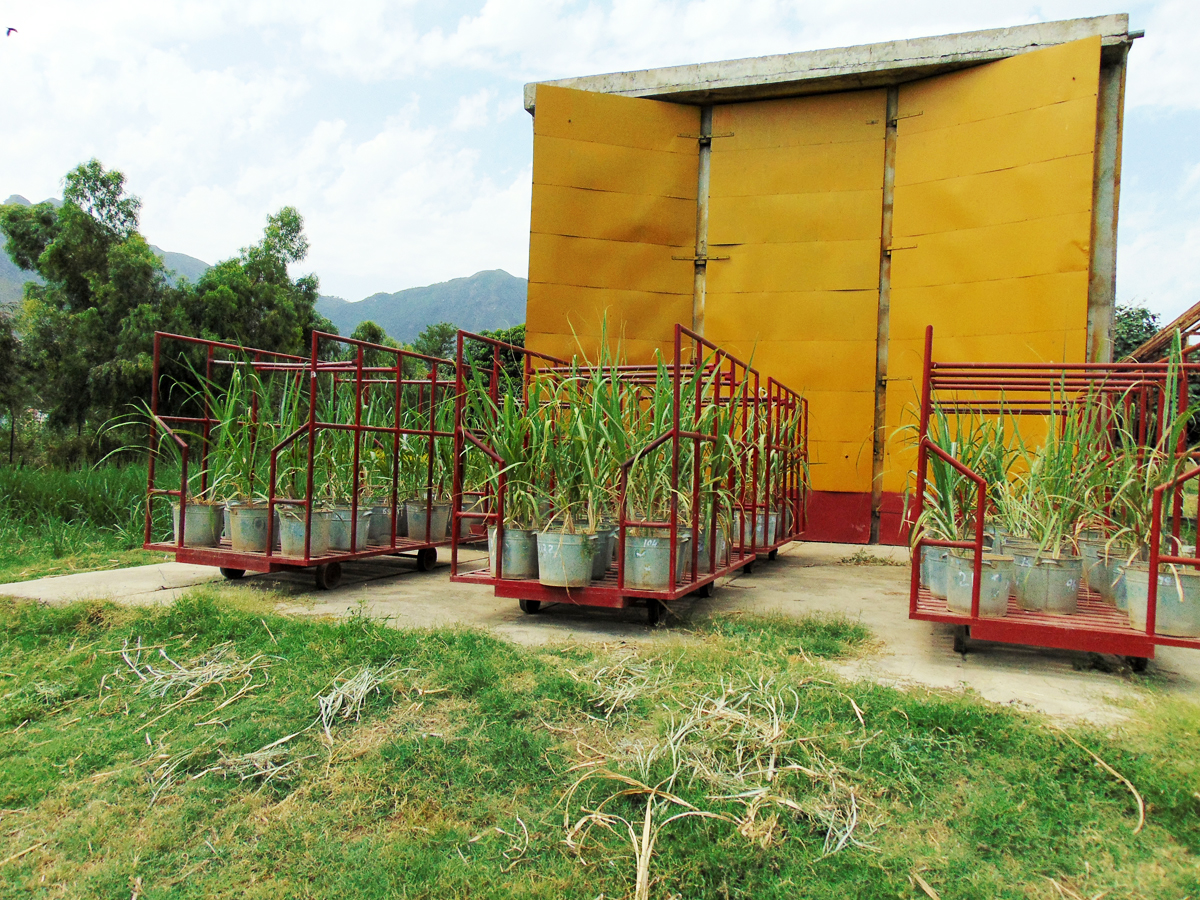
xmin=315 ymin=270 xmax=527 ymax=343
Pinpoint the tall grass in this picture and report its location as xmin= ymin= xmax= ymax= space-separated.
xmin=0 ymin=464 xmax=168 ymax=583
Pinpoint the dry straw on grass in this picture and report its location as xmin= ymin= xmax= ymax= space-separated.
xmin=119 ymin=639 xmax=271 ymax=732
xmin=316 ymin=661 xmax=410 ymax=742
xmin=562 ymin=677 xmax=871 ymax=900
xmin=570 ymin=649 xmax=675 ymax=720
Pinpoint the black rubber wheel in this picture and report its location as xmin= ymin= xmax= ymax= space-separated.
xmin=314 ymin=562 xmax=342 ymax=591
xmin=953 ymin=625 xmax=969 ymax=655
xmin=416 ymin=548 xmax=438 ymax=571
xmin=1126 ymin=656 xmax=1149 ymax=673
xmin=220 ymin=567 xmax=246 ymax=580
xmin=768 ymin=548 xmax=779 ymax=561
xmin=518 ymin=599 xmax=542 ymax=614
xmin=742 ymin=562 xmax=755 ymax=576
xmin=697 ymin=581 xmax=713 ymax=599
xmin=647 ymin=599 xmax=664 ymax=626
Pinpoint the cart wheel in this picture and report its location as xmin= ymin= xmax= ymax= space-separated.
xmin=697 ymin=581 xmax=713 ymax=599
xmin=519 ymin=599 xmax=541 ymax=614
xmin=768 ymin=548 xmax=778 ymax=561
xmin=416 ymin=548 xmax=438 ymax=572
xmin=314 ymin=562 xmax=342 ymax=591
xmin=220 ymin=567 xmax=245 ymax=580
xmin=742 ymin=561 xmax=755 ymax=575
xmin=647 ymin=600 xmax=664 ymax=626
xmin=953 ymin=625 xmax=969 ymax=655
xmin=1125 ymin=656 xmax=1149 ymax=673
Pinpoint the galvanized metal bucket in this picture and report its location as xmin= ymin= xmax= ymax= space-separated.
xmin=171 ymin=501 xmax=221 ymax=548
xmin=1125 ymin=564 xmax=1200 ymax=637
xmin=920 ymin=545 xmax=950 ymax=599
xmin=406 ymin=501 xmax=449 ymax=543
xmin=279 ymin=509 xmax=332 ymax=558
xmin=536 ymin=531 xmax=594 ymax=587
xmin=946 ymin=552 xmax=1012 ymax=617
xmin=228 ymin=505 xmax=271 ymax=553
xmin=329 ymin=508 xmax=372 ymax=552
xmin=1012 ymin=550 xmax=1082 ymax=614
xmin=488 ymin=526 xmax=538 ymax=579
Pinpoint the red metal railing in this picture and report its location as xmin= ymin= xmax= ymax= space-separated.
xmin=449 ymin=324 xmax=809 ymax=611
xmin=145 ymin=330 xmax=461 ymax=581
xmin=908 ymin=324 xmax=1200 ymax=657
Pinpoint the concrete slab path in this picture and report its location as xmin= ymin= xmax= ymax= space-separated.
xmin=6 ymin=541 xmax=1199 ymax=724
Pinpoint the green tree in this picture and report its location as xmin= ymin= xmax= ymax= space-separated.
xmin=346 ymin=320 xmax=406 ymax=372
xmin=1 ymin=160 xmax=172 ymax=437
xmin=178 ymin=206 xmax=326 ymax=354
xmin=1 ymin=160 xmax=331 ymax=457
xmin=0 ymin=308 xmax=22 ymax=463
xmin=412 ymin=321 xmax=458 ymax=362
xmin=1113 ymin=304 xmax=1160 ymax=360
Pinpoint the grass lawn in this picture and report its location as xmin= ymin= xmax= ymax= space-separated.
xmin=1 ymin=593 xmax=1198 ymax=899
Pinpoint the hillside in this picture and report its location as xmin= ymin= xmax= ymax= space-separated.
xmin=317 ymin=269 xmax=527 ymax=342
xmin=0 ymin=195 xmax=211 ymax=303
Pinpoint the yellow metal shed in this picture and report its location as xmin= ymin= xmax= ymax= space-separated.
xmin=522 ymin=15 xmax=1138 ymax=544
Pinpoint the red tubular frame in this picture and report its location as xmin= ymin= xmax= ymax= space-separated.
xmin=909 ymin=325 xmax=1200 ymax=658
xmin=449 ymin=324 xmax=809 ymax=612
xmin=144 ymin=331 xmax=460 ymax=577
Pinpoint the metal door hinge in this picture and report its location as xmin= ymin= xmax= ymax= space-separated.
xmin=885 ymin=242 xmax=918 ymax=256
xmin=673 ymin=254 xmax=730 ymax=263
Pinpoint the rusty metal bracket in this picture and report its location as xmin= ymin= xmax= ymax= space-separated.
xmin=887 ymin=111 xmax=923 ymax=126
xmin=885 ymin=242 xmax=918 ymax=256
xmin=673 ymin=254 xmax=730 ymax=263
xmin=678 ymin=132 xmax=734 ymax=146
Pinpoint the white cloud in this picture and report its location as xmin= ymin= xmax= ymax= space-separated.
xmin=451 ymin=88 xmax=496 ymax=130
xmin=2 ymin=0 xmax=1198 ymax=311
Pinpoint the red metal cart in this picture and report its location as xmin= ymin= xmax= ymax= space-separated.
xmin=144 ymin=330 xmax=463 ymax=589
xmin=908 ymin=325 xmax=1200 ymax=666
xmin=449 ymin=324 xmax=808 ymax=623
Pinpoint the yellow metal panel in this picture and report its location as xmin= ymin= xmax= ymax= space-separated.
xmin=888 ymin=273 xmax=1090 ymax=342
xmin=890 ymin=212 xmax=1092 ymax=290
xmin=804 ymin=392 xmax=878 ymax=443
xmin=714 ymin=90 xmax=887 ymax=150
xmin=527 ymin=86 xmax=700 ymax=362
xmin=526 ymin=282 xmax=691 ymax=341
xmin=527 ymin=331 xmax=677 ymax=367
xmin=809 ymin=440 xmax=874 ymax=493
xmin=710 ymin=140 xmax=885 ymax=198
xmin=533 ymin=135 xmax=697 ymax=199
xmin=709 ymin=339 xmax=877 ymax=395
xmin=709 ymin=190 xmax=883 ymax=245
xmin=703 ymin=289 xmax=878 ymax=342
xmin=705 ymin=93 xmax=885 ymax=500
xmin=531 ymin=184 xmax=696 ymax=246
xmin=885 ymin=46 xmax=1100 ymax=495
xmin=892 ymin=154 xmax=1094 ymax=237
xmin=895 ymin=97 xmax=1099 ymax=187
xmin=529 ymin=233 xmax=693 ymax=295
xmin=897 ymin=37 xmax=1101 ymax=135
xmin=886 ymin=333 xmax=1087 ymax=376
xmin=533 ymin=85 xmax=699 ymax=155
xmin=707 ymin=240 xmax=881 ymax=294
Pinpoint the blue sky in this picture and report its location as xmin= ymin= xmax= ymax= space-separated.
xmin=2 ymin=1 xmax=1197 ymax=324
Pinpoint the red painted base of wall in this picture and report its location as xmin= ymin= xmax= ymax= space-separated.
xmin=803 ymin=491 xmax=872 ymax=544
xmin=878 ymin=491 xmax=911 ymax=546
xmin=802 ymin=491 xmax=912 ymax=546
